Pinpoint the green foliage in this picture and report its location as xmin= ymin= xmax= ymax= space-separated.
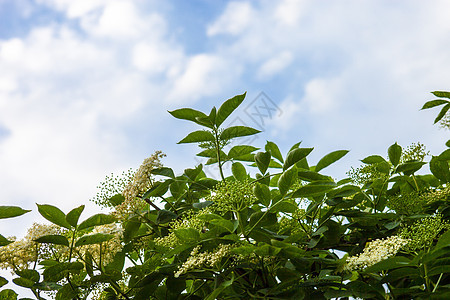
xmin=1 ymin=91 xmax=450 ymax=299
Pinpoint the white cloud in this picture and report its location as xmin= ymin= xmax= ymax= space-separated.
xmin=207 ymin=1 xmax=254 ymax=36
xmin=257 ymin=51 xmax=293 ymax=79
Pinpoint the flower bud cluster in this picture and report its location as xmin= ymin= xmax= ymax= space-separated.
xmin=209 ymin=180 xmax=256 ymax=212
xmin=399 ymin=214 xmax=449 ymax=252
xmin=174 ymin=244 xmax=232 ymax=278
xmin=345 ymin=235 xmax=409 ymax=271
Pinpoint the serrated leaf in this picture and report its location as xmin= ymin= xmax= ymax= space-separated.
xmin=210 ymin=219 xmax=237 ymax=233
xmin=265 ymin=141 xmax=283 ymax=163
xmin=108 ymin=194 xmax=124 ymax=206
xmin=284 ymin=148 xmax=314 ymax=171
xmin=75 ymin=233 xmax=114 ymax=247
xmin=315 ymin=150 xmax=349 ymax=172
xmin=178 ymin=130 xmax=215 ymax=144
xmin=430 ymin=156 xmax=450 ymax=182
xmin=13 ymin=277 xmax=35 ymax=288
xmin=388 ymin=143 xmax=402 ymax=166
xmin=219 ymin=126 xmax=260 ymax=140
xmin=35 ymin=235 xmax=69 ymax=247
xmin=0 ymin=276 xmax=7 ymax=288
xmin=0 ymin=206 xmax=31 ymax=219
xmin=156 ymin=210 xmax=177 ymax=224
xmin=278 ymin=167 xmax=297 ymax=196
xmin=395 ymin=161 xmax=426 ymax=176
xmin=78 ymin=213 xmax=116 ymax=231
xmin=168 ymin=108 xmax=210 ymax=127
xmin=292 ymin=181 xmax=336 ymax=198
xmin=431 ymin=91 xmax=450 ymax=99
xmin=297 ymin=170 xmax=332 ymax=182
xmin=151 ymin=167 xmax=175 ymax=178
xmin=421 ymin=99 xmax=449 ymax=109
xmin=253 ymin=183 xmax=271 ymax=207
xmin=43 ymin=262 xmax=83 ymax=282
xmin=231 ymin=162 xmax=247 ymax=182
xmin=363 ymin=256 xmax=411 ymax=273
xmin=142 ymin=180 xmax=172 ymax=198
xmin=174 ymin=228 xmax=199 ymax=243
xmin=434 ymin=103 xmax=450 ymax=124
xmin=36 ymin=204 xmax=71 ymax=229
xmin=438 ymin=149 xmax=450 ymax=161
xmin=361 ymin=155 xmax=387 ymax=164
xmin=228 ymin=145 xmax=258 ymax=159
xmin=66 ymin=205 xmax=84 ymax=227
xmin=0 ymin=233 xmax=13 ymax=246
xmin=215 ymin=92 xmax=246 ymax=127
xmin=255 ymin=151 xmax=271 ymax=174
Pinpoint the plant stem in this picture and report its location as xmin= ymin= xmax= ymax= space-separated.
xmin=214 ymin=128 xmax=226 ymax=181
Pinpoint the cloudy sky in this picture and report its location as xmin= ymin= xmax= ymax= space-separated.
xmin=1 ymin=0 xmax=450 ymax=244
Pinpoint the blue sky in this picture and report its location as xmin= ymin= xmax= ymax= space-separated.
xmin=1 ymin=0 xmax=450 ymax=260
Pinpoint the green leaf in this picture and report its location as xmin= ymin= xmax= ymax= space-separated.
xmin=428 ymin=265 xmax=450 ymax=277
xmin=363 ymin=256 xmax=411 ymax=273
xmin=438 ymin=149 xmax=450 ymax=161
xmin=208 ymin=106 xmax=217 ymax=125
xmin=0 ymin=276 xmax=7 ymax=288
xmin=292 ymin=181 xmax=336 ymax=198
xmin=0 ymin=234 xmax=13 ymax=246
xmin=36 ymin=204 xmax=71 ymax=229
xmin=434 ymin=103 xmax=450 ymax=124
xmin=231 ymin=162 xmax=247 ymax=182
xmin=174 ymin=228 xmax=199 ymax=243
xmin=436 ymin=228 xmax=450 ymax=249
xmin=78 ymin=213 xmax=116 ymax=231
xmin=151 ymin=167 xmax=175 ymax=178
xmin=12 ymin=277 xmax=35 ymax=288
xmin=0 ymin=289 xmax=17 ymax=299
xmin=388 ymin=143 xmax=402 ymax=166
xmin=284 ymin=148 xmax=314 ymax=171
xmin=108 ymin=194 xmax=124 ymax=206
xmin=210 ymin=219 xmax=237 ymax=233
xmin=315 ymin=150 xmax=349 ymax=172
xmin=421 ymin=99 xmax=449 ymax=109
xmin=178 ymin=130 xmax=215 ymax=144
xmin=255 ymin=151 xmax=271 ymax=174
xmin=215 ymin=92 xmax=246 ymax=127
xmin=66 ymin=205 xmax=84 ymax=228
xmin=75 ymin=233 xmax=114 ymax=247
xmin=142 ymin=180 xmax=172 ymax=198
xmin=297 ymin=170 xmax=332 ymax=182
xmin=431 ymin=91 xmax=450 ymax=99
xmin=361 ymin=155 xmax=387 ymax=164
xmin=265 ymin=141 xmax=284 ymax=163
xmin=395 ymin=161 xmax=426 ymax=176
xmin=278 ymin=167 xmax=297 ymax=196
xmin=253 ymin=183 xmax=271 ymax=207
xmin=168 ymin=108 xmax=210 ymax=127
xmin=43 ymin=262 xmax=83 ymax=282
xmin=219 ymin=126 xmax=260 ymax=140
xmin=430 ymin=156 xmax=450 ymax=182
xmin=156 ymin=210 xmax=177 ymax=224
xmin=34 ymin=235 xmax=69 ymax=247
xmin=227 ymin=145 xmax=258 ymax=159
xmin=0 ymin=206 xmax=31 ymax=219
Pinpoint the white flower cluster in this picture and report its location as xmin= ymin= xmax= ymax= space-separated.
xmin=77 ymin=223 xmax=124 ymax=266
xmin=0 ymin=223 xmax=66 ymax=272
xmin=174 ymin=244 xmax=232 ymax=278
xmin=345 ymin=235 xmax=409 ymax=271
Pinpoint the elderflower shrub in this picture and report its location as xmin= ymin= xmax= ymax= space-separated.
xmin=399 ymin=214 xmax=449 ymax=252
xmin=76 ymin=223 xmax=124 ymax=266
xmin=345 ymin=235 xmax=409 ymax=271
xmin=113 ymin=151 xmax=165 ymax=220
xmin=208 ymin=179 xmax=257 ymax=212
xmin=174 ymin=244 xmax=233 ymax=278
xmin=0 ymin=223 xmax=67 ymax=272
